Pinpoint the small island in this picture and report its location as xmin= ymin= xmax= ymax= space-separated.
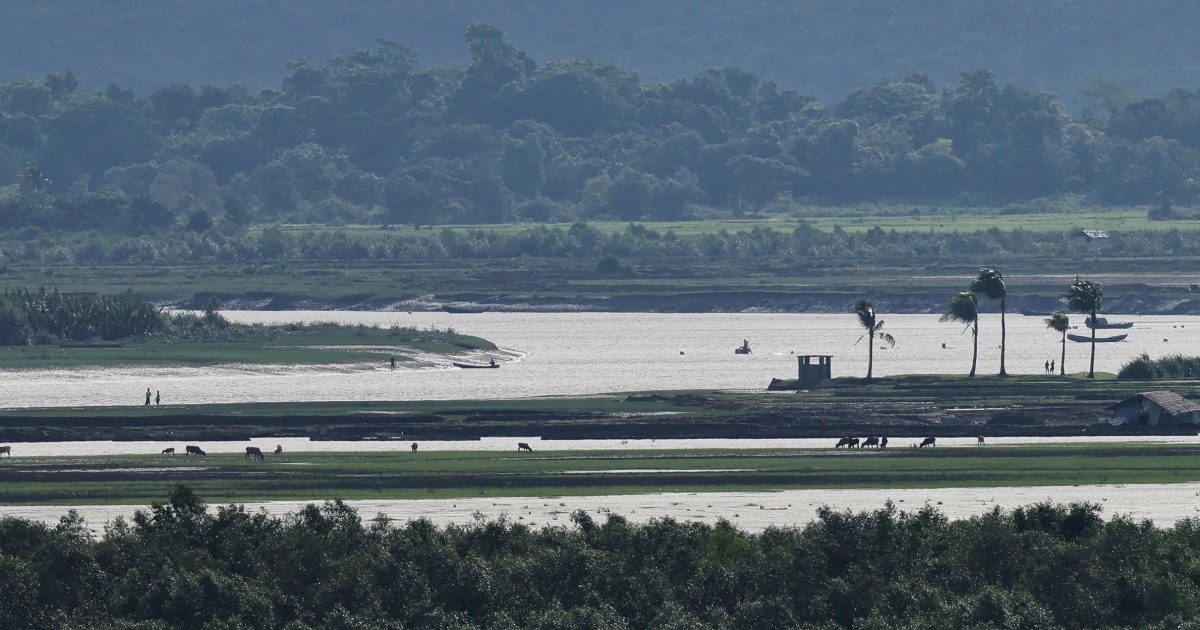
xmin=0 ymin=288 xmax=495 ymax=369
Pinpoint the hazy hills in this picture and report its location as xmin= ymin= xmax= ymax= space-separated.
xmin=3 ymin=1 xmax=1199 ymax=108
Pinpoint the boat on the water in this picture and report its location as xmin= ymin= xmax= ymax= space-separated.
xmin=734 ymin=339 xmax=752 ymax=354
xmin=452 ymin=361 xmax=499 ymax=369
xmin=1085 ymin=316 xmax=1133 ymax=329
xmin=1068 ymin=333 xmax=1128 ymax=343
xmin=442 ymin=305 xmax=489 ymax=314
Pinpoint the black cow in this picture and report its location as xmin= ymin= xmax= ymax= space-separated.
xmin=861 ymin=437 xmax=880 ymax=449
xmin=919 ymin=437 xmax=936 ymax=448
xmin=517 ymin=442 xmax=533 ymax=452
xmin=161 ymin=447 xmax=175 ymax=455
xmin=245 ymin=447 xmax=264 ymax=461
xmin=186 ymin=445 xmax=206 ymax=456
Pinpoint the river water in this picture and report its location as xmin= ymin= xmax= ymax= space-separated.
xmin=3 ymin=311 xmax=1199 ymax=533
xmin=0 ymin=311 xmax=1193 ymax=409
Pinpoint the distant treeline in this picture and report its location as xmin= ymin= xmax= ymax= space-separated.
xmin=1 ymin=25 xmax=1200 ymax=234
xmin=4 ymin=222 xmax=1199 ymax=267
xmin=2 ymin=487 xmax=1198 ymax=629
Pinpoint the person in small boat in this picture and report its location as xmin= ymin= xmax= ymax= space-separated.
xmin=489 ymin=358 xmax=497 ymax=367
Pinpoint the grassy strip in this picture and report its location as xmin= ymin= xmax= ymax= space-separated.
xmin=2 ymin=444 xmax=1198 ymax=505
xmin=0 ymin=324 xmax=495 ymax=369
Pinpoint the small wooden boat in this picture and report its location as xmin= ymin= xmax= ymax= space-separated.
xmin=1068 ymin=333 xmax=1127 ymax=343
xmin=442 ymin=305 xmax=489 ymax=314
xmin=1085 ymin=316 xmax=1133 ymax=329
xmin=453 ymin=361 xmax=499 ymax=369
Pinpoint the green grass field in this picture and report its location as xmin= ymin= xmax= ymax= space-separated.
xmin=2 ymin=443 xmax=1196 ymax=505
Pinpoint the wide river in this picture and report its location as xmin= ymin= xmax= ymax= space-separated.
xmin=0 ymin=311 xmax=1194 ymax=408
xmin=4 ymin=311 xmax=1200 ymax=534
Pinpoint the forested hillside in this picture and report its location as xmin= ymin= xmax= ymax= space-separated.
xmin=1 ymin=23 xmax=1199 ymax=235
xmin=2 ymin=1 xmax=1198 ymax=109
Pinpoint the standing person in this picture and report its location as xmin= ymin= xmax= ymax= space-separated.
xmin=1044 ymin=360 xmax=1049 ymax=374
xmin=390 ymin=356 xmax=396 ymax=370
xmin=145 ymin=388 xmax=152 ymax=405
xmin=155 ymin=391 xmax=160 ymax=405
xmin=1050 ymin=359 xmax=1055 ymax=374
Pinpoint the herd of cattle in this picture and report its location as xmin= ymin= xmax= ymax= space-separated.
xmin=835 ymin=436 xmax=956 ymax=449
xmin=0 ymin=438 xmax=980 ymax=458
xmin=835 ymin=436 xmax=984 ymax=446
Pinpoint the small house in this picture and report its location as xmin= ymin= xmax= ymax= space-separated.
xmin=1109 ymin=391 xmax=1200 ymax=427
xmin=797 ymin=355 xmax=832 ymax=383
xmin=1073 ymin=229 xmax=1109 ymax=244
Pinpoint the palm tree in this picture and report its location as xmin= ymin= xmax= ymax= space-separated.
xmin=970 ymin=268 xmax=1007 ymax=376
xmin=850 ymin=298 xmax=895 ymax=380
xmin=1063 ymin=279 xmax=1103 ymax=379
xmin=1045 ymin=313 xmax=1069 ymax=376
xmin=940 ymin=291 xmax=979 ymax=377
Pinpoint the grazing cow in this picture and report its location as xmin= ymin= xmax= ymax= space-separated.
xmin=410 ymin=442 xmax=418 ymax=452
xmin=835 ymin=437 xmax=854 ymax=448
xmin=880 ymin=437 xmax=888 ymax=449
xmin=245 ymin=446 xmax=264 ymax=461
xmin=861 ymin=437 xmax=880 ymax=449
xmin=0 ymin=445 xmax=10 ymax=456
xmin=274 ymin=444 xmax=283 ymax=455
xmin=186 ymin=445 xmax=206 ymax=456
xmin=977 ymin=436 xmax=985 ymax=446
xmin=161 ymin=447 xmax=175 ymax=455
xmin=517 ymin=442 xmax=533 ymax=452
xmin=919 ymin=437 xmax=936 ymax=448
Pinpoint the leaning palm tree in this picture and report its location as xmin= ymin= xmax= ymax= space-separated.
xmin=850 ymin=298 xmax=895 ymax=380
xmin=970 ymin=268 xmax=1007 ymax=376
xmin=940 ymin=291 xmax=979 ymax=377
xmin=1063 ymin=279 xmax=1103 ymax=379
xmin=1045 ymin=313 xmax=1069 ymax=376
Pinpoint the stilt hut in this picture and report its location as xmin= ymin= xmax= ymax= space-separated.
xmin=1109 ymin=391 xmax=1200 ymax=427
xmin=797 ymin=355 xmax=832 ymax=383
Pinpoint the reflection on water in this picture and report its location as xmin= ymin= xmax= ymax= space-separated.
xmin=0 ymin=312 xmax=1196 ymax=409
xmin=7 ymin=482 xmax=1200 ymax=539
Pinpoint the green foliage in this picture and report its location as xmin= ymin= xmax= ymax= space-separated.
xmin=6 ymin=24 xmax=1200 ymax=235
xmin=6 ymin=494 xmax=1200 ymax=628
xmin=1118 ymin=353 xmax=1200 ymax=379
xmin=0 ymin=287 xmax=164 ymax=344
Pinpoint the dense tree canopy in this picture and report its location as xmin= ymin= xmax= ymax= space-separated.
xmin=3 ymin=489 xmax=1200 ymax=629
xmin=2 ymin=27 xmax=1200 ymax=236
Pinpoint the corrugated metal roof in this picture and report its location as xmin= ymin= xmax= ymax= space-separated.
xmin=1112 ymin=391 xmax=1200 ymax=416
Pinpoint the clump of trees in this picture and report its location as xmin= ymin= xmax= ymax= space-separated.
xmin=3 ymin=25 xmax=1200 ymax=235
xmin=0 ymin=288 xmax=164 ymax=344
xmin=3 ymin=487 xmax=1200 ymax=628
xmin=1119 ymin=353 xmax=1200 ymax=379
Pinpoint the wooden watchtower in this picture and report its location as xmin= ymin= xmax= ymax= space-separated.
xmin=797 ymin=355 xmax=832 ymax=383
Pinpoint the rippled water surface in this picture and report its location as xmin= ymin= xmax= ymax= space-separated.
xmin=0 ymin=311 xmax=1194 ymax=408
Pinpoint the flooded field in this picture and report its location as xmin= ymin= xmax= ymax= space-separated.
xmin=7 ymin=482 xmax=1200 ymax=538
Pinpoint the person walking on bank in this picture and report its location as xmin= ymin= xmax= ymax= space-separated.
xmin=145 ymin=388 xmax=152 ymax=406
xmin=155 ymin=391 xmax=160 ymax=405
